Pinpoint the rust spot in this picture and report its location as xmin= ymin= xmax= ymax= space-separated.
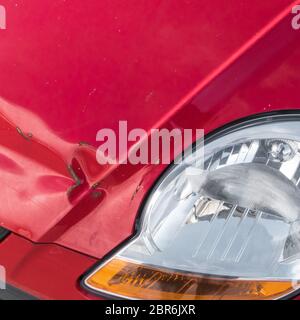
xmin=92 ymin=182 xmax=101 ymax=189
xmin=67 ymin=165 xmax=83 ymax=196
xmin=16 ymin=127 xmax=33 ymax=141
xmin=131 ymin=178 xmax=144 ymax=202
xmin=78 ymin=141 xmax=91 ymax=147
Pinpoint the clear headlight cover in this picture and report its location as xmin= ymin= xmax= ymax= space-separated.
xmin=84 ymin=116 xmax=300 ymax=300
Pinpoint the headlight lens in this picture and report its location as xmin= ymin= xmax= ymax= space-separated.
xmin=84 ymin=116 xmax=300 ymax=300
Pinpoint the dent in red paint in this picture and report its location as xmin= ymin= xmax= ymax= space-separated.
xmin=0 ymin=0 xmax=300 ymax=264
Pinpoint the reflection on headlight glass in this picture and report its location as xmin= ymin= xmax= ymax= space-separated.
xmin=123 ymin=134 xmax=300 ymax=280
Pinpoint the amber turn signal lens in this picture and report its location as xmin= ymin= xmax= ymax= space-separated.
xmin=85 ymin=258 xmax=299 ymax=300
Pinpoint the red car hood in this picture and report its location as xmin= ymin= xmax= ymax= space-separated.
xmin=0 ymin=0 xmax=298 ymax=258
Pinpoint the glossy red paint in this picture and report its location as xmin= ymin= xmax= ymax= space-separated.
xmin=0 ymin=0 xmax=300 ymax=299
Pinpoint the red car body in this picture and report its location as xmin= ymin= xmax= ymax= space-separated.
xmin=0 ymin=0 xmax=300 ymax=299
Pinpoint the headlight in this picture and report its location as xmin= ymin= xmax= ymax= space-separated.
xmin=83 ymin=115 xmax=300 ymax=300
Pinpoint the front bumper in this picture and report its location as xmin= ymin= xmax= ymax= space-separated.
xmin=0 ymin=232 xmax=98 ymax=300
